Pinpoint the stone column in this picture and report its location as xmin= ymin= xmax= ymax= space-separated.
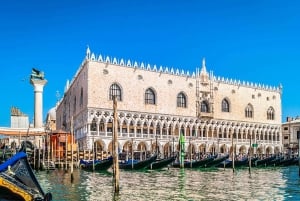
xmin=30 ymin=79 xmax=47 ymax=128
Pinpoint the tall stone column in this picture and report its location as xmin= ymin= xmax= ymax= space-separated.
xmin=30 ymin=79 xmax=47 ymax=128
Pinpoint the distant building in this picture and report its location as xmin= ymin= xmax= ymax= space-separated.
xmin=282 ymin=116 xmax=300 ymax=155
xmin=56 ymin=48 xmax=282 ymax=157
xmin=45 ymin=107 xmax=56 ymax=131
xmin=10 ymin=106 xmax=29 ymax=128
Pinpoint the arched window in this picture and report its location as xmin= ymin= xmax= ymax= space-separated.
xmin=80 ymin=87 xmax=83 ymax=107
xmin=91 ymin=117 xmax=97 ymax=131
xmin=200 ymin=101 xmax=209 ymax=113
xmin=145 ymin=88 xmax=156 ymax=104
xmin=109 ymin=83 xmax=122 ymax=101
xmin=245 ymin=104 xmax=253 ymax=118
xmin=73 ymin=96 xmax=76 ymax=114
xmin=267 ymin=107 xmax=275 ymax=120
xmin=221 ymin=99 xmax=230 ymax=112
xmin=177 ymin=92 xmax=187 ymax=108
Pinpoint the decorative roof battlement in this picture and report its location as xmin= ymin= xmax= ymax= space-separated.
xmin=213 ymin=76 xmax=282 ymax=92
xmin=64 ymin=47 xmax=283 ymax=94
xmin=85 ymin=48 xmax=196 ymax=78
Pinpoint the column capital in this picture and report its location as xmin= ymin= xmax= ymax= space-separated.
xmin=30 ymin=79 xmax=47 ymax=92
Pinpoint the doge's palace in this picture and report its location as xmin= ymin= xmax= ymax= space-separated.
xmin=56 ymin=48 xmax=282 ymax=158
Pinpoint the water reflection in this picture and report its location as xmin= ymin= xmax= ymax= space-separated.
xmin=36 ymin=166 xmax=300 ymax=201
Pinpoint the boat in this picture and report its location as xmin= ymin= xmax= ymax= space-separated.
xmin=80 ymin=157 xmax=113 ymax=171
xmin=277 ymin=157 xmax=296 ymax=167
xmin=172 ymin=156 xmax=215 ymax=168
xmin=265 ymin=156 xmax=284 ymax=167
xmin=253 ymin=155 xmax=276 ymax=167
xmin=216 ymin=157 xmax=249 ymax=168
xmin=291 ymin=157 xmax=299 ymax=165
xmin=147 ymin=156 xmax=176 ymax=170
xmin=291 ymin=157 xmax=299 ymax=166
xmin=202 ymin=154 xmax=229 ymax=168
xmin=119 ymin=154 xmax=157 ymax=170
xmin=0 ymin=151 xmax=52 ymax=201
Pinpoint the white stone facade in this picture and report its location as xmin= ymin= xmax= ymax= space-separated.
xmin=56 ymin=48 xmax=282 ymax=157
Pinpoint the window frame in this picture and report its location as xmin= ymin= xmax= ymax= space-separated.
xmin=145 ymin=88 xmax=156 ymax=104
xmin=109 ymin=83 xmax=122 ymax=101
xmin=177 ymin=92 xmax=187 ymax=108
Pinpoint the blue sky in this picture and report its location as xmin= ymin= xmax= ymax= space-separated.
xmin=0 ymin=0 xmax=299 ymax=127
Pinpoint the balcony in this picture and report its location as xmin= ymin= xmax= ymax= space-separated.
xmin=198 ymin=112 xmax=213 ymax=119
xmin=85 ymin=131 xmax=281 ymax=146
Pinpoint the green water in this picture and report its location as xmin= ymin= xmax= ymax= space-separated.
xmin=36 ymin=166 xmax=300 ymax=201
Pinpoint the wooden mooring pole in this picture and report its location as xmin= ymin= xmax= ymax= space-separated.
xmin=70 ymin=116 xmax=74 ymax=182
xmin=232 ymin=132 xmax=235 ymax=173
xmin=65 ymin=132 xmax=68 ymax=173
xmin=249 ymin=134 xmax=252 ymax=174
xmin=113 ymin=96 xmax=120 ymax=193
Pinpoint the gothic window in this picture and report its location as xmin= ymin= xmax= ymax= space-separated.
xmin=177 ymin=92 xmax=187 ymax=108
xmin=73 ymin=96 xmax=76 ymax=114
xmin=267 ymin=107 xmax=275 ymax=120
xmin=245 ymin=104 xmax=253 ymax=118
xmin=109 ymin=83 xmax=122 ymax=101
xmin=221 ymin=99 xmax=230 ymax=112
xmin=200 ymin=100 xmax=209 ymax=113
xmin=91 ymin=117 xmax=97 ymax=131
xmin=145 ymin=88 xmax=156 ymax=104
xmin=80 ymin=87 xmax=83 ymax=107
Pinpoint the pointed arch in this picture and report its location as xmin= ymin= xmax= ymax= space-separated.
xmin=177 ymin=92 xmax=187 ymax=108
xmin=73 ymin=96 xmax=77 ymax=114
xmin=267 ymin=107 xmax=275 ymax=120
xmin=109 ymin=83 xmax=122 ymax=101
xmin=200 ymin=100 xmax=209 ymax=113
xmin=91 ymin=117 xmax=97 ymax=131
xmin=245 ymin=103 xmax=254 ymax=118
xmin=221 ymin=98 xmax=230 ymax=112
xmin=145 ymin=87 xmax=156 ymax=104
xmin=80 ymin=87 xmax=83 ymax=107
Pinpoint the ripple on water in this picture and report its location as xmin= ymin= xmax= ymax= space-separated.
xmin=35 ymin=166 xmax=300 ymax=201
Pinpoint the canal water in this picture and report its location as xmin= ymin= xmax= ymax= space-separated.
xmin=36 ymin=166 xmax=300 ymax=201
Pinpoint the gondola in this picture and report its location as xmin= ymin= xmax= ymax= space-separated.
xmin=265 ymin=156 xmax=284 ymax=167
xmin=119 ymin=154 xmax=157 ymax=170
xmin=253 ymin=155 xmax=276 ymax=167
xmin=0 ymin=151 xmax=52 ymax=201
xmin=291 ymin=157 xmax=299 ymax=166
xmin=216 ymin=157 xmax=248 ymax=168
xmin=80 ymin=157 xmax=113 ymax=171
xmin=172 ymin=156 xmax=215 ymax=168
xmin=202 ymin=154 xmax=229 ymax=168
xmin=147 ymin=156 xmax=176 ymax=170
xmin=277 ymin=157 xmax=296 ymax=167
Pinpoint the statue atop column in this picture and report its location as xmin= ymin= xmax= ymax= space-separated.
xmin=30 ymin=68 xmax=47 ymax=128
xmin=30 ymin=68 xmax=45 ymax=80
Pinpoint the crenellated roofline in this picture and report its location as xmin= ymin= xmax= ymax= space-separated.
xmin=63 ymin=47 xmax=283 ymax=96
